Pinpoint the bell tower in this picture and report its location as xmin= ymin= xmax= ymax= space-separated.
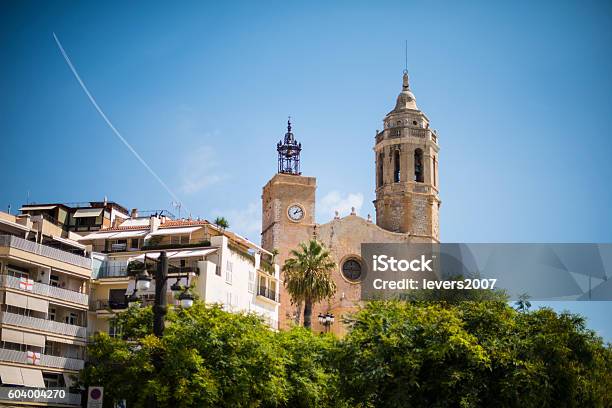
xmin=262 ymin=119 xmax=316 ymax=327
xmin=373 ymin=71 xmax=440 ymax=241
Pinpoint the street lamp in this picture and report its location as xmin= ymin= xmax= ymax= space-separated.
xmin=130 ymin=251 xmax=194 ymax=337
xmin=178 ymin=291 xmax=195 ymax=308
xmin=318 ymin=312 xmax=335 ymax=333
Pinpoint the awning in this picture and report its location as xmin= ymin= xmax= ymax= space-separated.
xmin=148 ymin=226 xmax=202 ymax=236
xmin=20 ymin=367 xmax=45 ymax=388
xmin=0 ymin=365 xmax=24 ymax=386
xmin=5 ymin=292 xmax=28 ymax=309
xmin=2 ymin=328 xmax=23 ymax=344
xmin=128 ymin=252 xmax=163 ymax=262
xmin=78 ymin=231 xmax=119 ymax=241
xmin=78 ymin=229 xmax=147 ymax=241
xmin=47 ymin=335 xmax=84 ymax=345
xmin=26 ymin=296 xmax=49 ymax=313
xmin=51 ymin=235 xmax=86 ymax=250
xmin=128 ymin=248 xmax=216 ymax=262
xmin=110 ymin=230 xmax=148 ymax=239
xmin=171 ymin=248 xmax=217 ymax=259
xmin=22 ymin=332 xmax=46 ymax=347
xmin=72 ymin=208 xmax=103 ymax=218
xmin=19 ymin=205 xmax=57 ymax=211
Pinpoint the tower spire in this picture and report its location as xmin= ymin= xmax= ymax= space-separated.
xmin=277 ymin=117 xmax=302 ymax=175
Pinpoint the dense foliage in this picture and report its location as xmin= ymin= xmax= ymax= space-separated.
xmin=81 ymin=301 xmax=611 ymax=408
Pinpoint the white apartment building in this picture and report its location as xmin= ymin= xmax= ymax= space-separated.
xmin=80 ymin=214 xmax=280 ymax=335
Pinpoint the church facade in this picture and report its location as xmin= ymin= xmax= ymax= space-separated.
xmin=261 ymin=71 xmax=440 ymax=334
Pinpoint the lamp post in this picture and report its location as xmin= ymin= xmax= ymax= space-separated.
xmin=128 ymin=251 xmax=193 ymax=338
xmin=317 ymin=312 xmax=335 ymax=333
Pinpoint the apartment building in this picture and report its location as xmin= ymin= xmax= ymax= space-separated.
xmin=20 ymin=201 xmax=130 ymax=234
xmin=81 ymin=213 xmax=280 ymax=335
xmin=0 ymin=211 xmax=88 ymax=405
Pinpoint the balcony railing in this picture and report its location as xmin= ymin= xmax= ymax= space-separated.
xmin=0 ymin=348 xmax=84 ymax=371
xmin=0 ymin=235 xmax=91 ymax=269
xmin=0 ymin=311 xmax=86 ymax=339
xmin=92 ymin=299 xmax=129 ymax=311
xmin=257 ymin=286 xmax=279 ymax=302
xmin=0 ymin=275 xmax=89 ymax=306
xmin=96 ymin=264 xmax=129 ymax=278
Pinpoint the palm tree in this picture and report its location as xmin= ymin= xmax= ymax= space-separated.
xmin=282 ymin=239 xmax=337 ymax=329
xmin=213 ymin=216 xmax=229 ymax=229
xmin=515 ymin=293 xmax=532 ymax=312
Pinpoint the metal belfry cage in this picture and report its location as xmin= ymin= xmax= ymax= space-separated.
xmin=277 ymin=118 xmax=302 ymax=175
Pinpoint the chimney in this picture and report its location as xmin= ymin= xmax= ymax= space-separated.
xmin=130 ymin=208 xmax=138 ymax=219
xmin=149 ymin=215 xmax=160 ymax=233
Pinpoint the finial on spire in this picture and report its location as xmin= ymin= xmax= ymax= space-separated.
xmin=287 ymin=116 xmax=292 ymax=132
xmin=404 ymin=40 xmax=408 ymax=72
xmin=402 ymin=40 xmax=410 ymax=89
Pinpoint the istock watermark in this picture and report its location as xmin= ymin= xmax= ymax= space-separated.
xmin=360 ymin=243 xmax=612 ymax=301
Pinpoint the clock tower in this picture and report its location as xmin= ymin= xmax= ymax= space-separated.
xmin=261 ymin=119 xmax=316 ymax=327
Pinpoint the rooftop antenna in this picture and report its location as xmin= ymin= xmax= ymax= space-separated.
xmin=172 ymin=201 xmax=182 ymax=219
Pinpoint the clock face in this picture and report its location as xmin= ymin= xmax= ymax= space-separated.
xmin=287 ymin=204 xmax=305 ymax=222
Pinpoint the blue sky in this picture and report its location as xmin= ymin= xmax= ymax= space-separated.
xmin=1 ymin=1 xmax=611 ymax=340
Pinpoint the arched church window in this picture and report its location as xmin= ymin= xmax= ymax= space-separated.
xmin=397 ymin=121 xmax=401 ymax=126
xmin=377 ymin=152 xmax=384 ymax=187
xmin=393 ymin=150 xmax=401 ymax=182
xmin=414 ymin=148 xmax=424 ymax=183
xmin=433 ymin=156 xmax=437 ymax=187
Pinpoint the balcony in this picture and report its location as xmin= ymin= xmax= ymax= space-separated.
xmin=0 ymin=235 xmax=91 ymax=269
xmin=0 ymin=275 xmax=89 ymax=306
xmin=92 ymin=299 xmax=129 ymax=311
xmin=257 ymin=286 xmax=280 ymax=303
xmin=96 ymin=263 xmax=129 ymax=279
xmin=0 ymin=311 xmax=86 ymax=339
xmin=0 ymin=348 xmax=84 ymax=371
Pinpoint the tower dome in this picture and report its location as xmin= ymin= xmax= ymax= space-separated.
xmin=392 ymin=71 xmax=418 ymax=111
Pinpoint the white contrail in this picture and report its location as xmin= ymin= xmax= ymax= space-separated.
xmin=52 ymin=32 xmax=187 ymax=213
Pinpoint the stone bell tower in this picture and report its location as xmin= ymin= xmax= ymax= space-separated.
xmin=373 ymin=71 xmax=440 ymax=241
xmin=261 ymin=119 xmax=316 ymax=328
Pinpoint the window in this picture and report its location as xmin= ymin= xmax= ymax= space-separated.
xmin=215 ymin=265 xmax=222 ymax=276
xmin=7 ymin=268 xmax=28 ymax=280
xmin=65 ymin=312 xmax=78 ymax=326
xmin=248 ymin=270 xmax=255 ymax=293
xmin=129 ymin=238 xmax=140 ymax=250
xmin=341 ymin=258 xmax=363 ymax=282
xmin=49 ymin=308 xmax=56 ymax=321
xmin=50 ymin=275 xmax=59 ymax=287
xmin=226 ymin=292 xmax=232 ymax=309
xmin=393 ymin=150 xmax=401 ymax=183
xmin=108 ymin=320 xmax=122 ymax=338
xmin=109 ymin=289 xmax=127 ymax=309
xmin=225 ymin=261 xmax=233 ymax=284
xmin=377 ymin=152 xmax=384 ymax=187
xmin=43 ymin=372 xmax=63 ymax=388
xmin=414 ymin=148 xmax=424 ymax=183
xmin=433 ymin=156 xmax=437 ymax=187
